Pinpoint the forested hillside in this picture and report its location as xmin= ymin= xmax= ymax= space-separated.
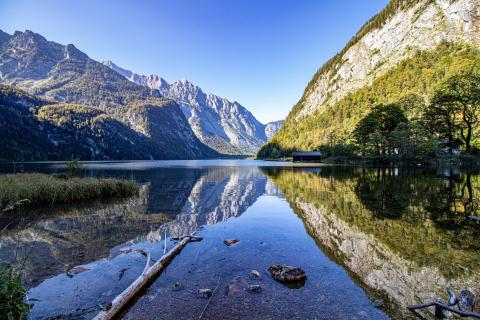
xmin=259 ymin=0 xmax=480 ymax=158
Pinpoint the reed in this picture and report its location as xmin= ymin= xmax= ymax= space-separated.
xmin=0 ymin=173 xmax=138 ymax=209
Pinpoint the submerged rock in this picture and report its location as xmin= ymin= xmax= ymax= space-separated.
xmin=224 ymin=239 xmax=240 ymax=246
xmin=459 ymin=289 xmax=476 ymax=311
xmin=247 ymin=284 xmax=262 ymax=293
xmin=66 ymin=266 xmax=90 ymax=277
xmin=197 ymin=288 xmax=212 ymax=298
xmin=267 ymin=264 xmax=306 ymax=284
xmin=250 ymin=270 xmax=261 ymax=279
xmin=173 ymin=282 xmax=184 ymax=291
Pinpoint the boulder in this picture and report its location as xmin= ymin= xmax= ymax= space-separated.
xmin=267 ymin=264 xmax=306 ymax=284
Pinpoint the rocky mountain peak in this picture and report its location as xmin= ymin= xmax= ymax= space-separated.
xmin=64 ymin=44 xmax=88 ymax=60
xmin=102 ymin=60 xmax=169 ymax=91
xmin=0 ymin=30 xmax=11 ymax=44
xmin=104 ymin=61 xmax=285 ymax=155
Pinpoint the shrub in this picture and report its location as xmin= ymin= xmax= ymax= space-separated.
xmin=0 ymin=267 xmax=30 ymax=320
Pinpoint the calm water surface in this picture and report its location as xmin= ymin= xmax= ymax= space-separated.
xmin=0 ymin=160 xmax=479 ymax=319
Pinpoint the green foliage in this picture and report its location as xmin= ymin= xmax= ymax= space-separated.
xmin=259 ymin=42 xmax=480 ymax=158
xmin=0 ymin=267 xmax=30 ymax=320
xmin=0 ymin=85 xmax=217 ymax=161
xmin=66 ymin=157 xmax=82 ymax=177
xmin=390 ymin=122 xmax=438 ymax=159
xmin=318 ymin=143 xmax=358 ymax=158
xmin=0 ymin=173 xmax=139 ymax=209
xmin=424 ymin=87 xmax=462 ymax=153
xmin=353 ymin=104 xmax=407 ymax=155
xmin=436 ymin=71 xmax=480 ymax=152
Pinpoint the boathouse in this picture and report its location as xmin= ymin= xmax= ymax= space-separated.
xmin=292 ymin=151 xmax=322 ymax=162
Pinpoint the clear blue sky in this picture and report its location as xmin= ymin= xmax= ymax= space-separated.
xmin=0 ymin=0 xmax=388 ymax=123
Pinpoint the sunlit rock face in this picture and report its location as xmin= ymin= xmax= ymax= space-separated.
xmin=297 ymin=0 xmax=480 ymax=119
xmin=104 ymin=61 xmax=284 ymax=155
xmin=268 ymin=167 xmax=480 ymax=318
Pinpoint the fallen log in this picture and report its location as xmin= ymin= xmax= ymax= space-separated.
xmin=93 ymin=235 xmax=194 ymax=320
xmin=408 ymin=300 xmax=480 ymax=318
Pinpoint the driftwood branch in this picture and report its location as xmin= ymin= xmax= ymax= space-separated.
xmin=93 ymin=236 xmax=194 ymax=320
xmin=408 ymin=301 xmax=480 ymax=318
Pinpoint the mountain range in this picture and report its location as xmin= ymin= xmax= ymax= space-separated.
xmin=0 ymin=29 xmax=281 ymax=160
xmin=103 ymin=61 xmax=283 ymax=155
xmin=259 ymin=0 xmax=480 ymax=158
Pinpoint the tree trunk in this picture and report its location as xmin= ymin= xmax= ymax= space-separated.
xmin=465 ymin=123 xmax=473 ymax=153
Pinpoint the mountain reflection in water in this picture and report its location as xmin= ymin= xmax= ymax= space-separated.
xmin=0 ymin=161 xmax=478 ymax=319
xmin=264 ymin=166 xmax=480 ymax=318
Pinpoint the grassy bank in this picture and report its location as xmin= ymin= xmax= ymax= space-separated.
xmin=0 ymin=173 xmax=139 ymax=210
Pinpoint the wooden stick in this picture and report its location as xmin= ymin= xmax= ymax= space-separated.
xmin=93 ymin=236 xmax=192 ymax=320
xmin=408 ymin=301 xmax=480 ymax=318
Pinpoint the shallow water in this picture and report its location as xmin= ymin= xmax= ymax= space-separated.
xmin=0 ymin=160 xmax=479 ymax=319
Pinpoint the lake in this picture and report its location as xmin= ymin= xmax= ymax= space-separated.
xmin=0 ymin=160 xmax=479 ymax=319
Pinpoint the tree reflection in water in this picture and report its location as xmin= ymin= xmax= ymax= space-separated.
xmin=264 ymin=165 xmax=480 ymax=318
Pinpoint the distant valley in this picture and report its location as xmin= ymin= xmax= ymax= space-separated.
xmin=103 ymin=61 xmax=283 ymax=155
xmin=0 ymin=30 xmax=282 ymax=161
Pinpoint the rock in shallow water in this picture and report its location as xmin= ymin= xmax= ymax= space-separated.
xmin=173 ymin=282 xmax=184 ymax=291
xmin=459 ymin=289 xmax=476 ymax=311
xmin=224 ymin=239 xmax=240 ymax=246
xmin=267 ymin=264 xmax=306 ymax=284
xmin=197 ymin=288 xmax=212 ymax=298
xmin=250 ymin=270 xmax=261 ymax=279
xmin=248 ymin=284 xmax=262 ymax=293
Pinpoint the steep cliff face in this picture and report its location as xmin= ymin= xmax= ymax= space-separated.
xmin=104 ymin=61 xmax=283 ymax=155
xmin=297 ymin=0 xmax=480 ymax=119
xmin=260 ymin=0 xmax=480 ymax=157
xmin=0 ymin=30 xmax=218 ymax=159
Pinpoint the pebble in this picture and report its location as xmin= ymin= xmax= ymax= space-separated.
xmin=197 ymin=288 xmax=212 ymax=298
xmin=224 ymin=239 xmax=240 ymax=246
xmin=247 ymin=284 xmax=262 ymax=293
xmin=173 ymin=282 xmax=184 ymax=291
xmin=250 ymin=270 xmax=261 ymax=278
